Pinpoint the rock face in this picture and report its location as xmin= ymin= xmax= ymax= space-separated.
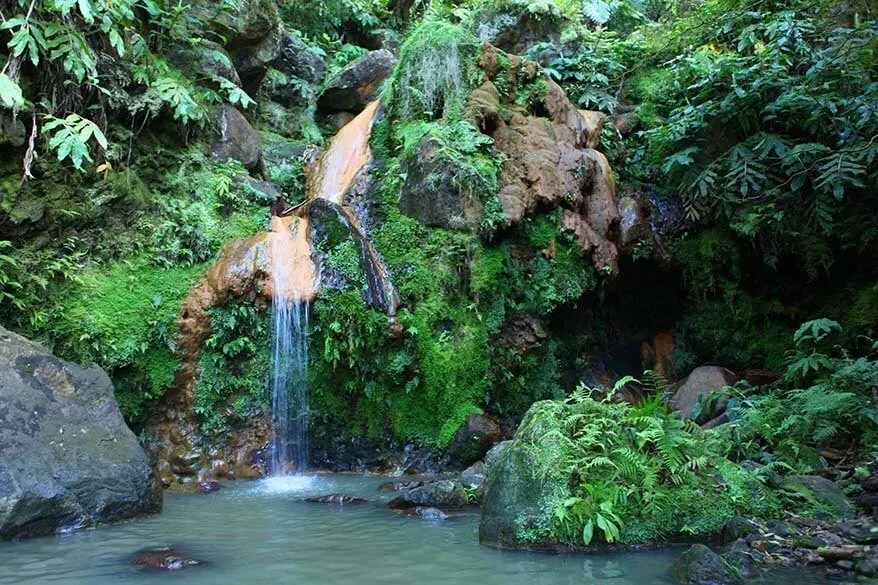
xmin=470 ymin=46 xmax=622 ymax=274
xmin=398 ymin=138 xmax=485 ymax=229
xmin=274 ymin=32 xmax=326 ymax=85
xmin=445 ymin=413 xmax=503 ymax=469
xmin=209 ymin=105 xmax=263 ymax=171
xmin=474 ymin=5 xmax=563 ymax=55
xmin=169 ymin=41 xmax=241 ymax=87
xmin=0 ymin=326 xmax=162 ymax=540
xmin=669 ymin=366 xmax=738 ymax=421
xmin=672 ymin=544 xmax=742 ymax=585
xmin=317 ymin=50 xmax=396 ymax=114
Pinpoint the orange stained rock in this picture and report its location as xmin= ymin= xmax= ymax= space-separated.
xmin=307 ymin=100 xmax=381 ymax=204
xmin=268 ymin=215 xmax=319 ymax=302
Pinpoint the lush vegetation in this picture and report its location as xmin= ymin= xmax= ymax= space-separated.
xmin=0 ymin=0 xmax=874 ymax=520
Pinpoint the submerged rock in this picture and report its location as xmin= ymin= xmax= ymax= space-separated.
xmin=408 ymin=507 xmax=448 ymax=520
xmin=387 ymin=480 xmax=469 ymax=510
xmin=197 ymin=481 xmax=223 ymax=494
xmin=131 ymin=547 xmax=204 ymax=571
xmin=0 ymin=327 xmax=162 ymax=540
xmin=305 ymin=494 xmax=368 ymax=505
xmin=672 ymin=544 xmax=742 ymax=585
xmin=317 ymin=50 xmax=396 ymax=114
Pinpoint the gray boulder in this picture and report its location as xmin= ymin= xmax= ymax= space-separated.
xmin=209 ymin=106 xmax=263 ymax=171
xmin=672 ymin=544 xmax=742 ymax=585
xmin=473 ymin=4 xmax=563 ymax=56
xmin=484 ymin=440 xmax=511 ymax=470
xmin=317 ymin=50 xmax=396 ymax=114
xmin=274 ymin=33 xmax=326 ymax=85
xmin=669 ymin=366 xmax=737 ymax=421
xmin=387 ymin=480 xmax=469 ymax=510
xmin=0 ymin=326 xmax=162 ymax=540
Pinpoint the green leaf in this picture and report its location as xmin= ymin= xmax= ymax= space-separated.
xmin=0 ymin=74 xmax=24 ymax=109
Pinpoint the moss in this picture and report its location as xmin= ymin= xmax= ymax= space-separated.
xmin=386 ymin=21 xmax=481 ymax=123
xmin=193 ymin=301 xmax=271 ymax=438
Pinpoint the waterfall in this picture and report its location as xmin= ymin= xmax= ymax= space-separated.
xmin=268 ymin=216 xmax=318 ymax=474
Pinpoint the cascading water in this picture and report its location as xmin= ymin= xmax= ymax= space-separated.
xmin=268 ymin=215 xmax=318 ymax=475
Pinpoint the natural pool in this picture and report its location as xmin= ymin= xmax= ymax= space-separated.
xmin=0 ymin=475 xmax=828 ymax=585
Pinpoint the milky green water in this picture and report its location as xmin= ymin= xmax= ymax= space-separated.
xmin=0 ymin=475 xmax=827 ymax=585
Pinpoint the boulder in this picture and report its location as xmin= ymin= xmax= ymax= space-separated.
xmin=445 ymin=413 xmax=503 ymax=469
xmin=618 ymin=194 xmax=652 ymax=253
xmin=473 ymin=4 xmax=563 ymax=56
xmin=131 ymin=547 xmax=204 ymax=571
xmin=233 ymin=26 xmax=281 ymax=95
xmin=460 ymin=461 xmax=486 ymax=489
xmin=169 ymin=40 xmax=241 ymax=87
xmin=480 ymin=401 xmax=570 ymax=549
xmin=196 ymin=481 xmax=223 ymax=494
xmin=407 ymin=506 xmax=448 ymax=520
xmin=317 ymin=50 xmax=396 ymax=114
xmin=0 ymin=326 xmax=162 ymax=540
xmin=669 ymin=366 xmax=737 ymax=421
xmin=378 ymin=481 xmax=424 ymax=493
xmin=209 ymin=105 xmax=262 ymax=171
xmin=484 ymin=440 xmax=511 ymax=470
xmin=274 ymin=32 xmax=326 ymax=85
xmin=780 ymin=475 xmax=856 ymax=519
xmin=722 ymin=517 xmax=761 ymax=545
xmin=672 ymin=544 xmax=742 ymax=585
xmin=387 ymin=480 xmax=469 ymax=510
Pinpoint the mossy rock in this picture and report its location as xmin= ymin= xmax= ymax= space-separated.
xmin=672 ymin=544 xmax=742 ymax=585
xmin=779 ymin=475 xmax=856 ymax=519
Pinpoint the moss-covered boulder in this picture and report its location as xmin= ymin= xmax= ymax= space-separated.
xmin=779 ymin=475 xmax=856 ymax=519
xmin=672 ymin=544 xmax=742 ymax=585
xmin=480 ymin=397 xmax=780 ymax=550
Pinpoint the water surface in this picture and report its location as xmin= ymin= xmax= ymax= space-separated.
xmin=0 ymin=475 xmax=827 ymax=585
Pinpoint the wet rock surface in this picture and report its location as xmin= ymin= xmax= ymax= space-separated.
xmin=209 ymin=105 xmax=263 ymax=171
xmin=0 ymin=327 xmax=162 ymax=540
xmin=305 ymin=494 xmax=368 ymax=505
xmin=672 ymin=544 xmax=742 ymax=585
xmin=387 ymin=480 xmax=470 ymax=510
xmin=131 ymin=547 xmax=204 ymax=571
xmin=317 ymin=50 xmax=396 ymax=114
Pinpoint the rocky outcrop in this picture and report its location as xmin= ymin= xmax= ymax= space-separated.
xmin=0 ymin=327 xmax=162 ymax=540
xmin=398 ymin=137 xmax=485 ymax=229
xmin=669 ymin=366 xmax=738 ymax=421
xmin=169 ymin=41 xmax=241 ymax=87
xmin=209 ymin=105 xmax=263 ymax=171
xmin=274 ymin=32 xmax=326 ymax=85
xmin=779 ymin=475 xmax=856 ymax=519
xmin=305 ymin=494 xmax=368 ymax=505
xmin=473 ymin=4 xmax=563 ymax=56
xmin=317 ymin=50 xmax=396 ymax=114
xmin=445 ymin=413 xmax=502 ymax=469
xmin=469 ymin=46 xmax=622 ymax=274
